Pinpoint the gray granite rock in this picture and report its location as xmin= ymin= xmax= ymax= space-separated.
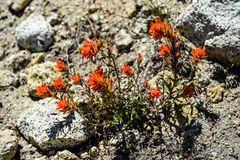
xmin=17 ymin=98 xmax=93 ymax=151
xmin=5 ymin=50 xmax=31 ymax=71
xmin=176 ymin=0 xmax=240 ymax=65
xmin=15 ymin=13 xmax=54 ymax=52
xmin=20 ymin=144 xmax=44 ymax=160
xmin=115 ymin=29 xmax=133 ymax=50
xmin=51 ymin=150 xmax=80 ymax=160
xmin=0 ymin=70 xmax=19 ymax=88
xmin=0 ymin=129 xmax=19 ymax=160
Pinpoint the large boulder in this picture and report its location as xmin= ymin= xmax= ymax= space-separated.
xmin=17 ymin=98 xmax=93 ymax=151
xmin=0 ymin=129 xmax=19 ymax=160
xmin=176 ymin=0 xmax=240 ymax=65
xmin=15 ymin=13 xmax=54 ymax=52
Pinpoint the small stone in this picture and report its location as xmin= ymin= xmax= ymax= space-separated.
xmin=207 ymin=85 xmax=225 ymax=103
xmin=98 ymin=143 xmax=106 ymax=152
xmin=51 ymin=150 xmax=80 ymax=160
xmin=47 ymin=13 xmax=60 ymax=26
xmin=15 ymin=13 xmax=54 ymax=52
xmin=0 ymin=70 xmax=19 ymax=88
xmin=17 ymin=98 xmax=94 ymax=151
xmin=124 ymin=2 xmax=137 ymax=17
xmin=115 ymin=29 xmax=133 ymax=50
xmin=80 ymin=152 xmax=90 ymax=159
xmin=8 ymin=0 xmax=31 ymax=12
xmin=89 ymin=14 xmax=99 ymax=22
xmin=88 ymin=4 xmax=100 ymax=13
xmin=89 ymin=146 xmax=99 ymax=157
xmin=5 ymin=50 xmax=31 ymax=71
xmin=0 ymin=129 xmax=19 ymax=160
xmin=30 ymin=52 xmax=45 ymax=66
xmin=20 ymin=144 xmax=44 ymax=160
xmin=133 ymin=22 xmax=147 ymax=36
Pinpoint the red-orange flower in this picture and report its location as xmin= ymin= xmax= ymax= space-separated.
xmin=137 ymin=53 xmax=143 ymax=62
xmin=79 ymin=39 xmax=100 ymax=60
xmin=149 ymin=19 xmax=174 ymax=40
xmin=159 ymin=44 xmax=171 ymax=58
xmin=182 ymin=86 xmax=195 ymax=98
xmin=192 ymin=48 xmax=207 ymax=63
xmin=36 ymin=83 xmax=53 ymax=98
xmin=149 ymin=19 xmax=165 ymax=40
xmin=56 ymin=59 xmax=67 ymax=72
xmin=144 ymin=80 xmax=150 ymax=89
xmin=87 ymin=67 xmax=112 ymax=92
xmin=150 ymin=87 xmax=161 ymax=98
xmin=71 ymin=75 xmax=81 ymax=85
xmin=121 ymin=64 xmax=133 ymax=76
xmin=52 ymin=78 xmax=66 ymax=91
xmin=56 ymin=96 xmax=72 ymax=114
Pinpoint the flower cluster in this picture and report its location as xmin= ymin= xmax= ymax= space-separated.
xmin=149 ymin=19 xmax=207 ymax=65
xmin=35 ymin=18 xmax=207 ymax=148
xmin=36 ymin=83 xmax=53 ymax=98
xmin=79 ymin=39 xmax=101 ymax=60
xmin=148 ymin=19 xmax=207 ymax=129
xmin=56 ymin=96 xmax=75 ymax=114
xmin=192 ymin=48 xmax=207 ymax=63
xmin=121 ymin=64 xmax=133 ymax=76
xmin=36 ymin=58 xmax=82 ymax=114
xmin=56 ymin=59 xmax=67 ymax=72
xmin=87 ymin=67 xmax=112 ymax=93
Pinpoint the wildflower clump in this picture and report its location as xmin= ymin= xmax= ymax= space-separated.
xmin=87 ymin=67 xmax=112 ymax=93
xmin=36 ymin=18 xmax=207 ymax=153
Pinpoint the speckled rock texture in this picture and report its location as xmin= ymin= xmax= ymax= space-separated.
xmin=0 ymin=129 xmax=19 ymax=160
xmin=51 ymin=150 xmax=80 ymax=160
xmin=26 ymin=61 xmax=60 ymax=97
xmin=17 ymin=98 xmax=93 ymax=151
xmin=0 ymin=70 xmax=19 ymax=88
xmin=176 ymin=0 xmax=240 ymax=65
xmin=15 ymin=13 xmax=54 ymax=52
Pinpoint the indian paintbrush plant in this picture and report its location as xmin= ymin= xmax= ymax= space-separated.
xmin=36 ymin=18 xmax=207 ymax=156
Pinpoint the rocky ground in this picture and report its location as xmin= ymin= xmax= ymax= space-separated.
xmin=0 ymin=0 xmax=240 ymax=159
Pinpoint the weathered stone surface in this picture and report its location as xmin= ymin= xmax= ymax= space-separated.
xmin=8 ymin=0 xmax=31 ymax=12
xmin=115 ymin=29 xmax=133 ymax=50
xmin=124 ymin=1 xmax=136 ymax=17
xmin=20 ymin=144 xmax=44 ymax=160
xmin=15 ymin=13 xmax=54 ymax=52
xmin=0 ymin=70 xmax=19 ymax=88
xmin=26 ymin=61 xmax=60 ymax=97
xmin=176 ymin=0 xmax=240 ymax=65
xmin=17 ymin=98 xmax=93 ymax=151
xmin=0 ymin=129 xmax=19 ymax=160
xmin=51 ymin=150 xmax=80 ymax=160
xmin=5 ymin=50 xmax=31 ymax=71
